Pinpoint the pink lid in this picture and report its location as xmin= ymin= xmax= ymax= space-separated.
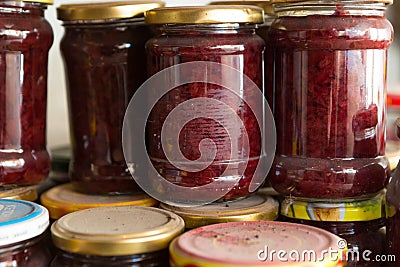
xmin=170 ymin=221 xmax=346 ymax=267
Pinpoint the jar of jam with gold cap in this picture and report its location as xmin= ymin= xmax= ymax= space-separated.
xmin=269 ymin=0 xmax=393 ymax=199
xmin=144 ymin=5 xmax=270 ymax=202
xmin=57 ymin=1 xmax=164 ymax=195
xmin=161 ymin=193 xmax=278 ymax=229
xmin=51 ymin=206 xmax=185 ymax=266
xmin=280 ymin=191 xmax=386 ymax=267
xmin=41 ymin=183 xmax=158 ymax=220
xmin=0 ymin=0 xmax=53 ymax=191
xmin=0 ymin=199 xmax=53 ymax=266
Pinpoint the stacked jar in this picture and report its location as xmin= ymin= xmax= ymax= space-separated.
xmin=56 ymin=1 xmax=164 ymax=195
xmin=139 ymin=5 xmax=276 ymax=206
xmin=0 ymin=0 xmax=53 ymax=196
xmin=268 ymin=0 xmax=393 ymax=265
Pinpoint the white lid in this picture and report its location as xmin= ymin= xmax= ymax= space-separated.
xmin=0 ymin=199 xmax=49 ymax=246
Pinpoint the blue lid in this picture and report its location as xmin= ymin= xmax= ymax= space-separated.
xmin=0 ymin=199 xmax=49 ymax=246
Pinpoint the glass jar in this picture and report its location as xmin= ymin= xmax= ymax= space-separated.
xmin=144 ymin=6 xmax=267 ymax=202
xmin=0 ymin=0 xmax=53 ymax=191
xmin=169 ymin=221 xmax=347 ymax=266
xmin=269 ymin=0 xmax=393 ymax=198
xmin=209 ymin=1 xmax=275 ymax=110
xmin=160 ymin=192 xmax=278 ymax=229
xmin=280 ymin=191 xmax=386 ymax=267
xmin=386 ymin=164 xmax=400 ymax=267
xmin=40 ymin=183 xmax=158 ymax=220
xmin=0 ymin=199 xmax=54 ymax=266
xmin=51 ymin=206 xmax=185 ymax=267
xmin=57 ymin=1 xmax=164 ymax=195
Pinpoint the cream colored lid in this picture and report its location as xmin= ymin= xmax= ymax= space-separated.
xmin=160 ymin=193 xmax=278 ymax=229
xmin=51 ymin=206 xmax=185 ymax=256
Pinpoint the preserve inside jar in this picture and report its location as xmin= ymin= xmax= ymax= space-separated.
xmin=0 ymin=0 xmax=53 ymax=190
xmin=0 ymin=199 xmax=54 ymax=266
xmin=280 ymin=191 xmax=386 ymax=267
xmin=50 ymin=206 xmax=184 ymax=267
xmin=144 ymin=6 xmax=267 ymax=202
xmin=57 ymin=1 xmax=164 ymax=195
xmin=269 ymin=0 xmax=393 ymax=198
xmin=169 ymin=221 xmax=347 ymax=266
xmin=386 ymin=163 xmax=400 ymax=267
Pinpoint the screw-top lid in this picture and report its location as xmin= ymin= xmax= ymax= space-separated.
xmin=51 ymin=206 xmax=185 ymax=256
xmin=0 ymin=186 xmax=38 ymax=201
xmin=160 ymin=193 xmax=278 ymax=229
xmin=40 ymin=183 xmax=158 ymax=220
xmin=280 ymin=190 xmax=385 ymax=222
xmin=145 ymin=5 xmax=264 ymax=24
xmin=57 ymin=1 xmax=165 ymax=21
xmin=0 ymin=199 xmax=49 ymax=246
xmin=209 ymin=1 xmax=274 ymax=15
xmin=170 ymin=221 xmax=346 ymax=266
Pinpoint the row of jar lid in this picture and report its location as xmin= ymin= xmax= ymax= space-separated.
xmin=0 ymin=198 xmax=347 ymax=267
xmin=1 ymin=183 xmax=388 ymax=224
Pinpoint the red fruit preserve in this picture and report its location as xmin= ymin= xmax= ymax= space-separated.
xmin=57 ymin=1 xmax=164 ymax=195
xmin=145 ymin=5 xmax=266 ymax=201
xmin=269 ymin=0 xmax=393 ymax=198
xmin=0 ymin=0 xmax=53 ymax=190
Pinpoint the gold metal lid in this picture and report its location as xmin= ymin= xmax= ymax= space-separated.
xmin=209 ymin=1 xmax=274 ymax=15
xmin=160 ymin=193 xmax=278 ymax=229
xmin=22 ymin=0 xmax=53 ymax=5
xmin=51 ymin=206 xmax=185 ymax=256
xmin=40 ymin=183 xmax=158 ymax=220
xmin=145 ymin=5 xmax=264 ymax=24
xmin=57 ymin=1 xmax=165 ymax=21
xmin=0 ymin=186 xmax=38 ymax=202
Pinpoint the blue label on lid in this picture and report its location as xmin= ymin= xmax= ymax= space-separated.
xmin=0 ymin=199 xmax=43 ymax=226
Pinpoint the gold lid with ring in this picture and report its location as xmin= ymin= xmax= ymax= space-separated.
xmin=40 ymin=183 xmax=158 ymax=220
xmin=57 ymin=1 xmax=165 ymax=21
xmin=209 ymin=1 xmax=274 ymax=15
xmin=160 ymin=193 xmax=279 ymax=229
xmin=0 ymin=186 xmax=38 ymax=202
xmin=145 ymin=5 xmax=264 ymax=24
xmin=51 ymin=206 xmax=185 ymax=256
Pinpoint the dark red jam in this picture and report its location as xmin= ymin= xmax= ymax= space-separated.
xmin=60 ymin=19 xmax=152 ymax=195
xmin=0 ymin=1 xmax=53 ymax=189
xmin=0 ymin=229 xmax=55 ymax=266
xmin=146 ymin=25 xmax=265 ymax=201
xmin=51 ymin=249 xmax=169 ymax=267
xmin=386 ymin=166 xmax=400 ymax=267
xmin=281 ymin=217 xmax=386 ymax=267
xmin=269 ymin=8 xmax=393 ymax=198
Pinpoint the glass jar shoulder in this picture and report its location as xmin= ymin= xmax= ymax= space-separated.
xmin=270 ymin=15 xmax=393 ymax=49
xmin=146 ymin=31 xmax=265 ymax=56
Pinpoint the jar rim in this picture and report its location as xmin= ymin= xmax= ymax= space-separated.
xmin=144 ymin=5 xmax=265 ymax=24
xmin=57 ymin=1 xmax=164 ymax=21
xmin=209 ymin=1 xmax=274 ymax=15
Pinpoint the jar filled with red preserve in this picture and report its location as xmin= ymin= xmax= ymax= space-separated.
xmin=209 ymin=1 xmax=276 ymax=110
xmin=57 ymin=1 xmax=164 ymax=195
xmin=51 ymin=206 xmax=184 ymax=267
xmin=386 ymin=163 xmax=400 ymax=267
xmin=145 ymin=5 xmax=267 ymax=202
xmin=269 ymin=0 xmax=393 ymax=198
xmin=0 ymin=199 xmax=54 ymax=266
xmin=280 ymin=191 xmax=386 ymax=267
xmin=0 ymin=0 xmax=53 ymax=192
